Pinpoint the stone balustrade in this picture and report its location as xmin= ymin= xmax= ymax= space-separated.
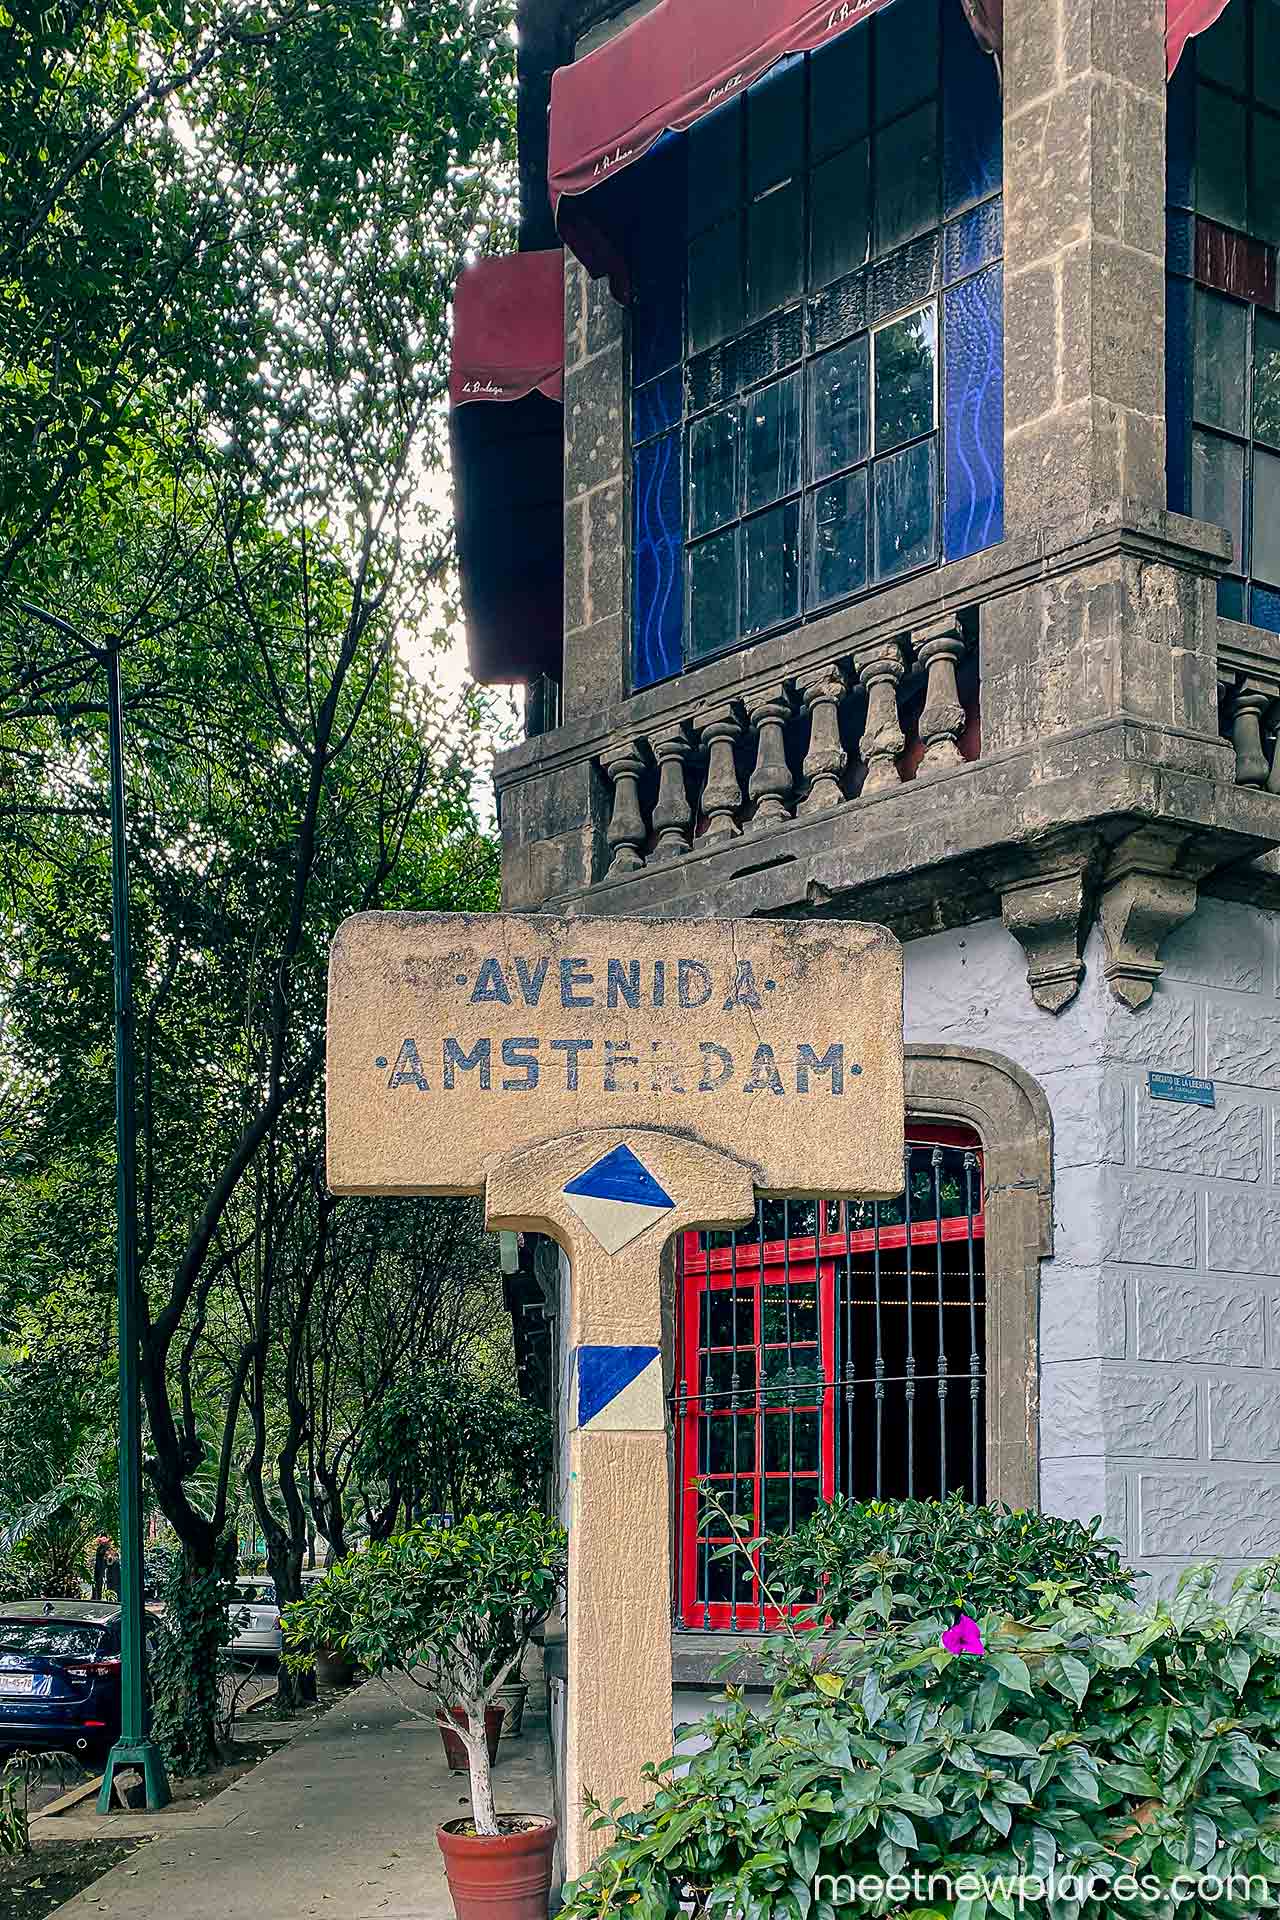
xmin=600 ymin=616 xmax=978 ymax=879
xmin=1219 ymin=629 xmax=1280 ymax=792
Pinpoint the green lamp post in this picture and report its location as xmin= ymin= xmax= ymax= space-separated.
xmin=17 ymin=602 xmax=170 ymax=1811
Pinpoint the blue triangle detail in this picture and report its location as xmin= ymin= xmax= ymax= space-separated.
xmin=578 ymin=1345 xmax=660 ymax=1428
xmin=564 ymin=1144 xmax=674 ymax=1209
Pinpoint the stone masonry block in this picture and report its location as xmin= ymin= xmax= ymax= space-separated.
xmin=1040 ymin=1264 xmax=1127 ymax=1362
xmin=1101 ymin=1175 xmax=1197 ymax=1267
xmin=1135 ymin=1096 xmax=1263 ymax=1183
xmin=1003 ymin=265 xmax=1060 ymax=432
xmin=1041 ymin=1362 xmax=1198 ymax=1459
xmin=1040 ymin=1457 xmax=1129 ymax=1546
xmin=1208 ymin=1376 xmax=1280 ymax=1460
xmin=565 ymin=354 xmax=625 ymax=502
xmin=565 ymin=495 xmax=586 ymax=634
xmin=1206 ymin=1189 xmax=1280 ymax=1276
xmin=585 ymin=274 xmax=624 ymax=358
xmin=1102 ymin=988 xmax=1196 ymax=1072
xmin=1136 ymin=1276 xmax=1266 ymax=1365
xmin=1138 ymin=1470 xmax=1280 ymax=1556
xmin=1206 ymin=1002 xmax=1280 ymax=1089
xmin=562 ymin=614 xmax=626 ymax=723
xmin=586 ymin=480 xmax=625 ymax=627
xmin=1162 ymin=900 xmax=1267 ymax=992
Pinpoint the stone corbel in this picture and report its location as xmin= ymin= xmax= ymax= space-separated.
xmin=1000 ymin=863 xmax=1090 ymax=1015
xmin=1098 ymin=831 xmax=1202 ymax=1011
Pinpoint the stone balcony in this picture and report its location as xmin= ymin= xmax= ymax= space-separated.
xmin=496 ymin=504 xmax=1280 ymax=1015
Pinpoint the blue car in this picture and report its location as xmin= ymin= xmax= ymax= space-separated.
xmin=0 ymin=1600 xmax=152 ymax=1768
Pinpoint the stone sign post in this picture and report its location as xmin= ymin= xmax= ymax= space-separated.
xmin=327 ymin=911 xmax=904 ymax=1876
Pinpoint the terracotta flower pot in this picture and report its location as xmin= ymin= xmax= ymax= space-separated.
xmin=315 ymin=1647 xmax=357 ymax=1688
xmin=439 ymin=1704 xmax=505 ymax=1772
xmin=437 ymin=1813 xmax=557 ymax=1920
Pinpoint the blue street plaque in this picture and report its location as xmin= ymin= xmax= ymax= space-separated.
xmin=1148 ymin=1072 xmax=1215 ymax=1108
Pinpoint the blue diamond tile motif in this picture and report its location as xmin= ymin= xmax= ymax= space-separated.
xmin=577 ymin=1345 xmax=661 ymax=1430
xmin=563 ymin=1144 xmax=675 ymax=1254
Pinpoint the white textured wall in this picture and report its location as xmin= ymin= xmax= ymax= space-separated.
xmin=903 ymin=897 xmax=1280 ymax=1583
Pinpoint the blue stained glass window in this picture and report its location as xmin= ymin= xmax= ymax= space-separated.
xmin=1251 ymin=584 xmax=1280 ymax=631
xmin=943 ymin=265 xmax=1004 ymax=562
xmin=634 ymin=369 xmax=682 ymax=445
xmin=942 ymin=0 xmax=1002 ymax=215
xmin=944 ymin=200 xmax=1003 ymax=285
xmin=1166 ymin=273 xmax=1193 ymax=516
xmin=632 ymin=431 xmax=683 ymax=688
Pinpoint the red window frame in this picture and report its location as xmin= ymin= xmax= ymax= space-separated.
xmin=673 ymin=1123 xmax=985 ymax=1631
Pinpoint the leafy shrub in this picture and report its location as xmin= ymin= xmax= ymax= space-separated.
xmin=562 ymin=1559 xmax=1280 ymax=1920
xmin=765 ymin=1496 xmax=1135 ymax=1623
xmin=283 ymin=1509 xmax=566 ymax=1835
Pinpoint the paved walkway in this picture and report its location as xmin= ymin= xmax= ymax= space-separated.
xmin=45 ymin=1678 xmax=555 ymax=1920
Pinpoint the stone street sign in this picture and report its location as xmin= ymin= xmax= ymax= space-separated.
xmin=327 ymin=911 xmax=904 ymax=1873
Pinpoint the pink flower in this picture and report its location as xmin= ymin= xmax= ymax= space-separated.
xmin=942 ymin=1612 xmax=985 ymax=1656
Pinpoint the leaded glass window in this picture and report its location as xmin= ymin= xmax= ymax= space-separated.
xmin=1167 ymin=0 xmax=1280 ymax=633
xmin=629 ymin=0 xmax=1004 ymax=691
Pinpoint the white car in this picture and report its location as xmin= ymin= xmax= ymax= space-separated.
xmin=228 ymin=1576 xmax=281 ymax=1661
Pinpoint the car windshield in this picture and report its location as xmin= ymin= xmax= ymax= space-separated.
xmin=237 ymin=1582 xmax=275 ymax=1604
xmin=0 ymin=1621 xmax=107 ymax=1659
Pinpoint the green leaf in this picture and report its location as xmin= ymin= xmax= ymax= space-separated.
xmin=862 ymin=1668 xmax=889 ymax=1729
xmin=988 ymin=1651 xmax=1033 ymax=1695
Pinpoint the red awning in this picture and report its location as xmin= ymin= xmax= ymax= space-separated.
xmin=549 ymin=0 xmax=1001 ymax=284
xmin=449 ymin=251 xmax=565 ymax=407
xmin=449 ymin=251 xmax=565 ymax=686
xmin=1167 ymin=0 xmax=1233 ymax=72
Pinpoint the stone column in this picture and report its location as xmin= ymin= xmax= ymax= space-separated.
xmin=603 ymin=740 xmax=647 ymax=877
xmin=1003 ymin=0 xmax=1168 ymax=526
xmin=916 ymin=619 xmax=968 ymax=775
xmin=697 ymin=703 xmax=745 ymax=841
xmin=747 ymin=688 xmax=795 ymax=830
xmin=798 ymin=665 xmax=849 ymax=815
xmin=857 ymin=644 xmax=906 ymax=793
xmin=649 ymin=724 xmax=694 ymax=859
xmin=1229 ymin=684 xmax=1272 ymax=787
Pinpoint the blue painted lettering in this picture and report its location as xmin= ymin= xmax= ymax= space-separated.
xmin=443 ymin=1037 xmax=492 ymax=1089
xmin=607 ymin=958 xmax=641 ymax=1009
xmin=513 ymin=955 xmax=550 ymax=1007
xmin=501 ymin=1037 xmax=540 ymax=1092
xmin=653 ymin=960 xmax=666 ymax=1007
xmin=604 ymin=1039 xmax=639 ymax=1093
xmin=678 ymin=959 xmax=712 ymax=1008
xmin=698 ymin=1042 xmax=734 ymax=1091
xmin=560 ymin=957 xmax=594 ymax=1008
xmin=551 ymin=1038 xmax=593 ymax=1090
xmin=470 ymin=958 xmax=511 ymax=1005
xmin=744 ymin=1044 xmax=784 ymax=1095
xmin=648 ymin=1041 xmax=686 ymax=1094
xmin=388 ymin=1038 xmax=429 ymax=1091
xmin=796 ymin=1044 xmax=844 ymax=1094
xmin=722 ymin=959 xmax=763 ymax=1011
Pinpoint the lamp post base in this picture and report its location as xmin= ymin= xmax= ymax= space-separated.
xmin=96 ymin=1738 xmax=171 ymax=1814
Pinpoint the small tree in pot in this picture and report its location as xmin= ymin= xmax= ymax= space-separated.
xmin=283 ymin=1509 xmax=566 ymax=1915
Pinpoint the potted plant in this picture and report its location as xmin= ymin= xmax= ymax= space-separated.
xmin=283 ymin=1508 xmax=566 ymax=1920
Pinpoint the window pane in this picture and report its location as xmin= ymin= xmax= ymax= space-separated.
xmin=1219 ymin=574 xmax=1246 ymax=620
xmin=810 ymin=27 xmax=869 ymax=161
xmin=811 ymin=143 xmax=871 ymax=288
xmin=764 ymin=1476 xmax=820 ymax=1533
xmin=875 ymin=0 xmax=938 ymax=127
xmin=810 ymin=467 xmax=869 ymax=607
xmin=690 ymin=407 xmax=739 ymax=536
xmin=874 ymin=305 xmax=937 ymax=451
xmin=942 ymin=0 xmax=1002 ymax=213
xmin=689 ymin=528 xmax=740 ymax=660
xmin=634 ymin=368 xmax=682 ymax=445
xmin=1258 ymin=4 xmax=1280 ymax=112
xmin=1197 ymin=0 xmax=1246 ymax=89
xmin=810 ymin=335 xmax=870 ymax=481
xmin=701 ymin=1417 xmax=757 ymax=1476
xmin=1252 ymin=110 xmax=1280 ymax=246
xmin=874 ymin=438 xmax=938 ymax=578
xmin=749 ymin=56 xmax=804 ymax=197
xmin=747 ymin=179 xmax=804 ymax=322
xmin=943 ymin=264 xmax=1005 ymax=562
xmin=874 ymin=104 xmax=940 ymax=257
xmin=763 ymin=1412 xmax=818 ymax=1474
xmin=689 ymin=216 xmax=743 ymax=355
xmin=1253 ymin=448 xmax=1280 ymax=587
xmin=632 ymin=278 xmax=682 ymax=386
xmin=1196 ymin=86 xmax=1247 ymax=230
xmin=1190 ymin=429 xmax=1245 ymax=567
xmin=744 ymin=373 xmax=802 ymax=512
xmin=688 ymin=100 xmax=741 ymax=235
xmin=1255 ymin=310 xmax=1280 ymax=448
xmin=1193 ymin=289 xmax=1247 ymax=433
xmin=632 ymin=433 xmax=684 ymax=688
xmin=743 ymin=501 xmax=800 ymax=634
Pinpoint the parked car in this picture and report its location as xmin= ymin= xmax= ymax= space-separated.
xmin=228 ymin=1575 xmax=281 ymax=1661
xmin=0 ymin=1600 xmax=154 ymax=1767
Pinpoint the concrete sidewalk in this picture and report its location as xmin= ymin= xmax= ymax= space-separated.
xmin=46 ymin=1678 xmax=555 ymax=1920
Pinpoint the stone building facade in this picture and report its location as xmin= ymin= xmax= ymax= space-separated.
xmin=457 ymin=0 xmax=1280 ymax=1819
